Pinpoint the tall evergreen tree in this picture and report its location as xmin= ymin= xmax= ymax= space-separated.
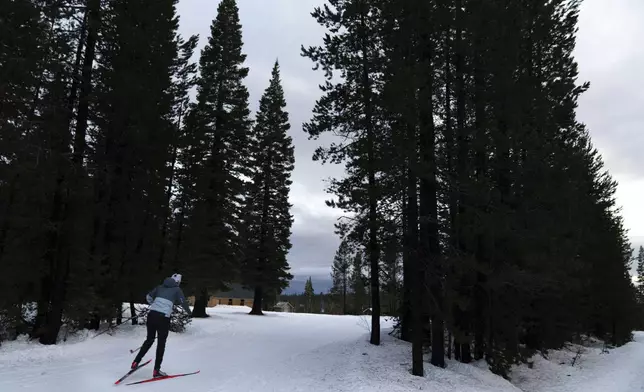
xmin=380 ymin=223 xmax=401 ymax=316
xmin=304 ymin=277 xmax=314 ymax=312
xmin=350 ymin=252 xmax=367 ymax=313
xmin=89 ymin=0 xmax=183 ymax=327
xmin=242 ymin=60 xmax=295 ymax=315
xmin=331 ymin=239 xmax=352 ymax=314
xmin=637 ymin=246 xmax=644 ymax=304
xmin=0 ymin=0 xmax=80 ymax=344
xmin=302 ymin=0 xmax=385 ymax=346
xmin=0 ymin=0 xmax=41 ymax=306
xmin=180 ymin=0 xmax=252 ymax=317
xmin=159 ymin=33 xmax=200 ymax=274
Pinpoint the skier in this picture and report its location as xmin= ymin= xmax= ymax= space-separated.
xmin=131 ymin=273 xmax=192 ymax=377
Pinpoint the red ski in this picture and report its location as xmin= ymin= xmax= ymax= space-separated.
xmin=114 ymin=359 xmax=152 ymax=385
xmin=125 ymin=370 xmax=200 ymax=385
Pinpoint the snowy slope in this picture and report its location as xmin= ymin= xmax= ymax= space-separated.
xmin=511 ymin=331 xmax=644 ymax=392
xmin=0 ymin=305 xmax=641 ymax=391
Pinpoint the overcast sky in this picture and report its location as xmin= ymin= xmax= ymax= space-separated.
xmin=176 ymin=0 xmax=644 ymax=290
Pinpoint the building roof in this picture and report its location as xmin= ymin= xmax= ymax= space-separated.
xmin=213 ymin=283 xmax=254 ymax=299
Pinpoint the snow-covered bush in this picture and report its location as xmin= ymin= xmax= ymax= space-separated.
xmin=137 ymin=305 xmax=192 ymax=333
xmin=0 ymin=303 xmax=37 ymax=345
xmin=169 ymin=309 xmax=192 ymax=333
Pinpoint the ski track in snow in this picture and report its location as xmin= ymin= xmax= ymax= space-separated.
xmin=0 ymin=306 xmax=642 ymax=392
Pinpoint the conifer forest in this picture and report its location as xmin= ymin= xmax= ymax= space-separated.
xmin=0 ymin=0 xmax=640 ymax=380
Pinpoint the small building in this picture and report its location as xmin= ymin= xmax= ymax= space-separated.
xmin=273 ymin=301 xmax=294 ymax=313
xmin=209 ymin=284 xmax=255 ymax=307
xmin=188 ymin=283 xmax=254 ymax=308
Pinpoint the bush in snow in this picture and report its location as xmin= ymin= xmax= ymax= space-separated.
xmin=169 ymin=307 xmax=192 ymax=333
xmin=0 ymin=310 xmax=12 ymax=345
xmin=387 ymin=315 xmax=402 ymax=339
xmin=138 ymin=306 xmax=192 ymax=333
xmin=0 ymin=303 xmax=38 ymax=345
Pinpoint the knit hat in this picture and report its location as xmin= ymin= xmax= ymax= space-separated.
xmin=171 ymin=273 xmax=182 ymax=284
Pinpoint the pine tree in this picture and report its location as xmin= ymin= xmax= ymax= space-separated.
xmin=302 ymin=0 xmax=385 ymax=346
xmin=637 ymin=246 xmax=644 ymax=300
xmin=12 ymin=0 xmax=100 ymax=344
xmin=0 ymin=0 xmax=65 ymax=343
xmin=180 ymin=0 xmax=252 ymax=317
xmin=380 ymin=223 xmax=401 ymax=316
xmin=350 ymin=252 xmax=367 ymax=314
xmin=1 ymin=0 xmax=200 ymax=344
xmin=172 ymin=39 xmax=204 ymax=272
xmin=242 ymin=60 xmax=295 ymax=315
xmin=331 ymin=239 xmax=352 ymax=314
xmin=304 ymin=277 xmax=314 ymax=312
xmin=88 ymin=0 xmax=183 ymax=328
xmin=378 ymin=0 xmax=446 ymax=372
xmin=159 ymin=34 xmax=200 ymax=274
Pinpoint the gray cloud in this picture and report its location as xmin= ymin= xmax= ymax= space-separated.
xmin=177 ymin=0 xmax=644 ymax=287
xmin=574 ymin=0 xmax=644 ymax=246
xmin=575 ymin=1 xmax=644 ymax=184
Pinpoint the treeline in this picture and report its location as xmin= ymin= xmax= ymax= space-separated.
xmin=635 ymin=246 xmax=644 ymax=325
xmin=0 ymin=0 xmax=293 ymax=345
xmin=281 ymin=271 xmax=379 ymax=315
xmin=305 ymin=0 xmax=638 ymax=377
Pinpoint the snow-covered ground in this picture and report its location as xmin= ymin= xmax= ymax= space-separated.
xmin=511 ymin=331 xmax=644 ymax=392
xmin=0 ymin=305 xmax=642 ymax=391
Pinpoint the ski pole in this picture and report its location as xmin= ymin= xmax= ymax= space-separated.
xmin=129 ymin=338 xmax=155 ymax=354
xmin=92 ymin=308 xmax=149 ymax=339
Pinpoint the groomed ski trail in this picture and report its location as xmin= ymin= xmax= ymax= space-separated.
xmin=2 ymin=306 xmax=643 ymax=391
xmin=0 ymin=307 xmax=400 ymax=392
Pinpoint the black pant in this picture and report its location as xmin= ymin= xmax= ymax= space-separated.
xmin=134 ymin=310 xmax=170 ymax=370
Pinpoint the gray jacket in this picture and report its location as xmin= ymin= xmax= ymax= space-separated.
xmin=147 ymin=277 xmax=192 ymax=318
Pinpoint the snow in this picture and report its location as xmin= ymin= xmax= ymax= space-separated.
xmin=511 ymin=331 xmax=644 ymax=392
xmin=0 ymin=305 xmax=642 ymax=391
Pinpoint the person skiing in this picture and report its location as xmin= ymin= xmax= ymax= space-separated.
xmin=131 ymin=273 xmax=192 ymax=377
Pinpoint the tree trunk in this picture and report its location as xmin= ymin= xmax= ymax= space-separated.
xmin=342 ymin=276 xmax=347 ymax=315
xmin=116 ymin=303 xmax=123 ymax=325
xmin=401 ymin=187 xmax=412 ymax=342
xmin=357 ymin=8 xmax=380 ymax=347
xmin=39 ymin=159 xmax=70 ymax=345
xmin=129 ymin=300 xmax=138 ymax=325
xmin=473 ymin=28 xmax=488 ymax=362
xmin=250 ymin=286 xmax=264 ymax=315
xmin=191 ymin=288 xmax=209 ymax=318
xmin=417 ymin=11 xmax=444 ymax=368
xmin=0 ymin=174 xmax=18 ymax=260
xmin=461 ymin=340 xmax=473 ymax=363
xmin=87 ymin=312 xmax=100 ymax=331
xmin=39 ymin=248 xmax=70 ymax=345
xmin=31 ymin=278 xmax=51 ymax=339
xmin=407 ymin=122 xmax=423 ymax=376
